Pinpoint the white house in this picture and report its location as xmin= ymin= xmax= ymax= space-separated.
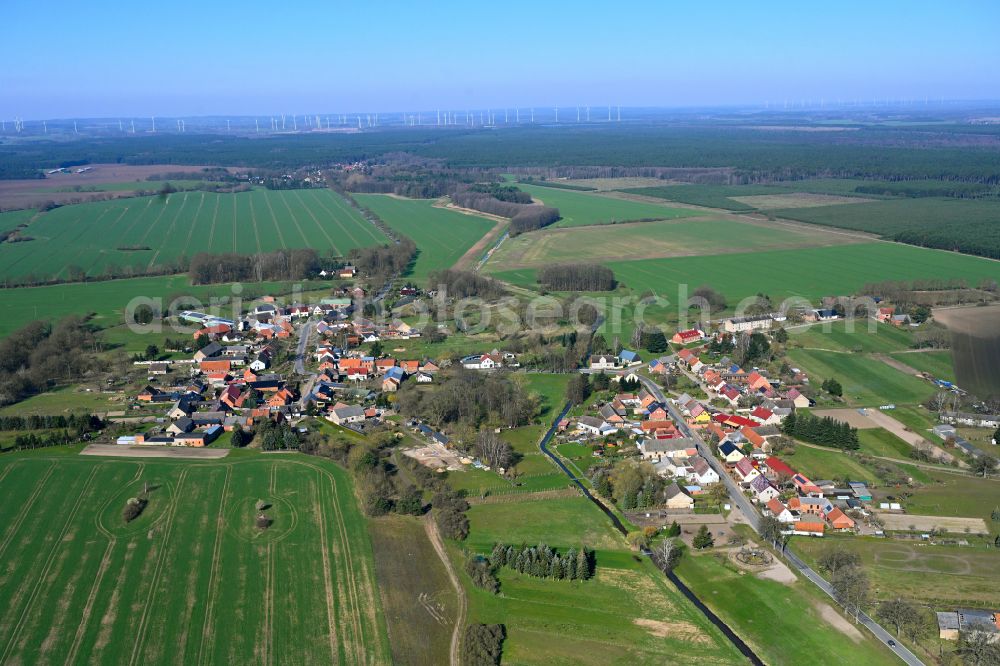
xmin=690 ymin=456 xmax=720 ymax=485
xmin=589 ymin=354 xmax=618 ymax=370
xmin=577 ymin=416 xmax=613 ymax=437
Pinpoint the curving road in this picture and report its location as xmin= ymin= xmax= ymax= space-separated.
xmin=637 ymin=375 xmax=924 ymax=666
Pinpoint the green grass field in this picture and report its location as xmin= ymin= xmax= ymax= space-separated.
xmin=621 ymin=179 xmax=885 ymax=211
xmin=787 ymin=348 xmax=934 ymax=407
xmin=887 ymin=350 xmax=956 ymax=382
xmin=675 ymin=551 xmax=897 ymax=666
xmin=781 ymin=444 xmax=882 ymax=484
xmin=456 ymin=496 xmax=744 ymax=664
xmin=485 ymin=216 xmax=857 ymax=270
xmin=857 ymin=428 xmax=914 ymax=459
xmin=353 ymin=194 xmax=495 ymax=283
xmin=515 ymin=183 xmax=696 ymax=227
xmin=790 ymin=320 xmax=915 ymax=354
xmin=0 ymin=274 xmax=305 ymax=338
xmin=0 ymin=188 xmax=388 ymax=282
xmin=0 ymin=452 xmax=389 ymax=665
xmin=0 ymin=208 xmax=37 ymax=228
xmin=792 ymin=536 xmax=1000 ymax=608
xmin=36 ymin=180 xmax=209 ymax=193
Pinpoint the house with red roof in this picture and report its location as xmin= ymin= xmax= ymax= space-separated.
xmin=792 ymin=473 xmax=823 ymax=496
xmin=671 ymin=328 xmax=704 ymax=345
xmin=749 ymin=406 xmax=779 ymax=425
xmin=785 ymin=388 xmax=810 ymax=409
xmin=764 ymin=456 xmax=796 ymax=481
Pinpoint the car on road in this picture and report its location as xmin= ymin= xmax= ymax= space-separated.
xmin=887 ymin=640 xmax=896 ymax=648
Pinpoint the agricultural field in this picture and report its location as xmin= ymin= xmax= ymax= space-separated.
xmin=0 ymin=274 xmax=305 ymax=338
xmin=353 ymin=194 xmax=496 ymax=283
xmin=455 ymin=496 xmax=745 ymax=664
xmin=621 ymin=179 xmax=884 ymax=211
xmin=0 ymin=452 xmax=389 ymax=666
xmin=787 ymin=348 xmax=934 ymax=407
xmin=0 ymin=188 xmax=388 ymax=282
xmin=515 ymin=183 xmax=696 ymax=228
xmin=491 ymin=242 xmax=999 ymax=307
xmin=485 ymin=216 xmax=859 ymax=270
xmin=368 ymin=515 xmax=454 ymax=666
xmin=774 ymin=197 xmax=1000 ymax=259
xmin=857 ymin=428 xmax=915 ymax=459
xmin=675 ymin=551 xmax=898 ymax=666
xmin=789 ymin=320 xmax=916 ymax=354
xmin=0 ymin=208 xmax=37 ymax=228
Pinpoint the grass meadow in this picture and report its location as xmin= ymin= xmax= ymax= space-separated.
xmin=455 ymin=496 xmax=744 ymax=664
xmin=353 ymin=194 xmax=496 ymax=283
xmin=0 ymin=188 xmax=388 ymax=282
xmin=0 ymin=453 xmax=389 ymax=665
xmin=676 ymin=551 xmax=897 ymax=666
xmin=515 ymin=182 xmax=695 ymax=227
xmin=786 ymin=348 xmax=935 ymax=407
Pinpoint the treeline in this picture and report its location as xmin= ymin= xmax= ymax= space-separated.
xmin=891 ymin=228 xmax=1000 ymax=261
xmin=347 ymin=238 xmax=417 ymax=281
xmin=0 ymin=318 xmax=100 ymax=406
xmin=860 ymin=278 xmax=998 ymax=307
xmin=428 ymin=269 xmax=506 ymax=299
xmin=782 ymin=411 xmax=860 ymax=450
xmin=0 ymin=414 xmax=103 ymax=432
xmin=469 ymin=183 xmax=534 ymax=203
xmin=590 ymin=460 xmax=669 ymax=510
xmin=395 ymin=370 xmax=537 ymax=429
xmin=854 ymin=182 xmax=997 ymax=199
xmin=539 ymin=264 xmax=616 ymax=291
xmin=490 ymin=542 xmax=595 ymax=581
xmin=1 ymin=255 xmax=190 ymax=288
xmin=450 ymin=190 xmax=560 ymax=235
xmin=9 ymin=430 xmax=88 ymax=451
xmin=189 ymin=248 xmax=321 ymax=284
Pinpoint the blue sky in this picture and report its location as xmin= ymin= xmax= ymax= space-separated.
xmin=2 ymin=0 xmax=999 ymax=118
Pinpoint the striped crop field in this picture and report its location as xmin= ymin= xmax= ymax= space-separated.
xmin=353 ymin=194 xmax=497 ymax=282
xmin=0 ymin=453 xmax=389 ymax=666
xmin=0 ymin=188 xmax=388 ymax=283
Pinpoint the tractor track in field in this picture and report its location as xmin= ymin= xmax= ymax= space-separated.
xmin=196 ymin=464 xmax=231 ymax=666
xmin=291 ymin=190 xmax=340 ymax=252
xmin=127 ymin=469 xmax=188 ymax=666
xmin=64 ymin=538 xmax=116 ymax=665
xmin=259 ymin=191 xmax=288 ymax=249
xmin=311 ymin=473 xmax=341 ymax=664
xmin=0 ymin=463 xmax=55 ymax=560
xmin=146 ymin=192 xmax=190 ymax=269
xmin=0 ymin=464 xmax=99 ymax=665
xmin=248 ymin=191 xmax=264 ymax=255
xmin=205 ymin=194 xmax=221 ymax=251
xmin=323 ymin=189 xmax=387 ymax=245
xmin=179 ymin=191 xmax=207 ymax=259
xmin=274 ymin=191 xmax=311 ymax=247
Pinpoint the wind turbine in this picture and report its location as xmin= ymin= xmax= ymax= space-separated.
xmin=227 ymin=119 xmax=231 ymax=132
xmin=255 ymin=118 xmax=260 ymax=133
xmin=554 ymin=107 xmax=559 ymax=122
xmin=152 ymin=116 xmax=156 ymax=132
xmin=530 ymin=107 xmax=534 ymax=123
xmin=131 ymin=120 xmax=135 ymax=133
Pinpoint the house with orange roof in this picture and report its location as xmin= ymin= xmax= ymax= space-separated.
xmin=744 ymin=371 xmax=771 ymax=393
xmin=400 ymin=360 xmax=420 ymax=374
xmin=790 ymin=520 xmax=825 ymax=536
xmin=766 ymin=498 xmax=795 ymax=523
xmin=375 ymin=358 xmax=397 ymax=374
xmin=200 ymin=359 xmax=232 ymax=374
xmin=827 ymin=507 xmax=856 ymax=531
xmin=741 ymin=426 xmax=766 ymax=450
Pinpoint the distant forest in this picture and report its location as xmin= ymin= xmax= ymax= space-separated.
xmin=4 ymin=123 xmax=1000 ymax=183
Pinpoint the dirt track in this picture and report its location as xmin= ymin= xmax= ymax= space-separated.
xmin=80 ymin=444 xmax=230 ymax=459
xmin=424 ymin=514 xmax=465 ymax=666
